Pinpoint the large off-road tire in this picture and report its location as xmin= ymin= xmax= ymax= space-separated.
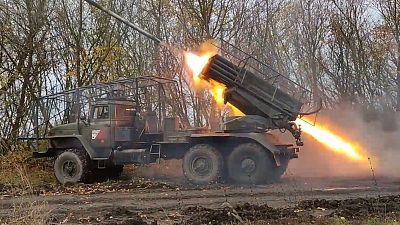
xmin=227 ymin=143 xmax=275 ymax=184
xmin=182 ymin=144 xmax=223 ymax=185
xmin=54 ymin=149 xmax=91 ymax=185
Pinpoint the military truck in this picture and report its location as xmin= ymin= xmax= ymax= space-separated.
xmin=19 ymin=51 xmax=310 ymax=185
xmin=18 ymin=1 xmax=316 ymax=185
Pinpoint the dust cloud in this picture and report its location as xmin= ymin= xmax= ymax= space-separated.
xmin=286 ymin=105 xmax=400 ymax=178
xmin=129 ymin=159 xmax=183 ymax=180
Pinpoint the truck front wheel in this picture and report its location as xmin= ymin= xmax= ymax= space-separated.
xmin=54 ymin=149 xmax=91 ymax=184
xmin=182 ymin=144 xmax=223 ymax=185
xmin=227 ymin=143 xmax=275 ymax=184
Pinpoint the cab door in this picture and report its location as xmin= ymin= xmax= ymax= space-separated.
xmin=113 ymin=104 xmax=138 ymax=143
xmin=81 ymin=105 xmax=112 ymax=157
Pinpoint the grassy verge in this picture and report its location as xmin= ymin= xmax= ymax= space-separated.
xmin=237 ymin=217 xmax=400 ymax=225
xmin=0 ymin=197 xmax=50 ymax=225
xmin=316 ymin=217 xmax=400 ymax=225
xmin=0 ymin=149 xmax=52 ymax=224
xmin=0 ymin=148 xmax=56 ymax=192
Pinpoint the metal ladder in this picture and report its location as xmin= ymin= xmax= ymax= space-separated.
xmin=149 ymin=143 xmax=161 ymax=163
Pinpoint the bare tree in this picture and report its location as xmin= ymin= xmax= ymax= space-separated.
xmin=1 ymin=0 xmax=400 ymax=154
xmin=289 ymin=0 xmax=328 ymax=102
xmin=0 ymin=0 xmax=52 ymax=144
xmin=377 ymin=0 xmax=400 ymax=111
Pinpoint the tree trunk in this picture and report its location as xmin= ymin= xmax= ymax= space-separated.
xmin=11 ymin=76 xmax=28 ymax=140
xmin=76 ymin=0 xmax=83 ymax=87
xmin=396 ymin=44 xmax=400 ymax=111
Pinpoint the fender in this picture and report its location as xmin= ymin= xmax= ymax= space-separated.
xmin=48 ymin=135 xmax=111 ymax=160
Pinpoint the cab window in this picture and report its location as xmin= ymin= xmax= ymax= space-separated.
xmin=92 ymin=106 xmax=109 ymax=119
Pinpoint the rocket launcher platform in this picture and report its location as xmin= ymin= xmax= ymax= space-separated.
xmin=202 ymin=54 xmax=305 ymax=129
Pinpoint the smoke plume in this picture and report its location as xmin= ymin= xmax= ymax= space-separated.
xmin=287 ymin=105 xmax=400 ymax=178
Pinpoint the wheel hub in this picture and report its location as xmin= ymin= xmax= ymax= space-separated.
xmin=191 ymin=157 xmax=211 ymax=177
xmin=241 ymin=158 xmax=256 ymax=174
xmin=62 ymin=160 xmax=77 ymax=178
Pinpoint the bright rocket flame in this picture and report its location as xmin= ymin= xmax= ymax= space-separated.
xmin=184 ymin=48 xmax=244 ymax=116
xmin=209 ymin=80 xmax=225 ymax=105
xmin=295 ymin=118 xmax=367 ymax=162
xmin=184 ymin=52 xmax=213 ymax=83
xmin=208 ymin=79 xmax=244 ymax=116
xmin=228 ymin=103 xmax=245 ymax=116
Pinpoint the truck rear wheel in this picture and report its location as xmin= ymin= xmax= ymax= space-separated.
xmin=227 ymin=143 xmax=275 ymax=184
xmin=54 ymin=149 xmax=91 ymax=184
xmin=182 ymin=144 xmax=223 ymax=185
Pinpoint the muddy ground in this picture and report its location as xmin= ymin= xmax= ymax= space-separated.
xmin=0 ymin=165 xmax=400 ymax=225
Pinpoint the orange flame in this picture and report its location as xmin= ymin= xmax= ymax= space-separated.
xmin=184 ymin=52 xmax=213 ymax=84
xmin=184 ymin=41 xmax=243 ymax=116
xmin=184 ymin=40 xmax=218 ymax=85
xmin=295 ymin=118 xmax=367 ymax=162
xmin=208 ymin=80 xmax=244 ymax=116
xmin=228 ymin=103 xmax=245 ymax=116
xmin=209 ymin=80 xmax=225 ymax=105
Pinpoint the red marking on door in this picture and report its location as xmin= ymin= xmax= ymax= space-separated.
xmin=95 ymin=128 xmax=107 ymax=140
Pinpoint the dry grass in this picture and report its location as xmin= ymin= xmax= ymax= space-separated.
xmin=0 ymin=148 xmax=56 ymax=190
xmin=232 ymin=217 xmax=400 ymax=225
xmin=2 ymin=198 xmax=49 ymax=225
xmin=0 ymin=171 xmax=51 ymax=225
xmin=0 ymin=148 xmax=53 ymax=224
xmin=322 ymin=217 xmax=400 ymax=225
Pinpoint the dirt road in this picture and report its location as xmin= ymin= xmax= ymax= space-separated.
xmin=1 ymin=174 xmax=399 ymax=224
